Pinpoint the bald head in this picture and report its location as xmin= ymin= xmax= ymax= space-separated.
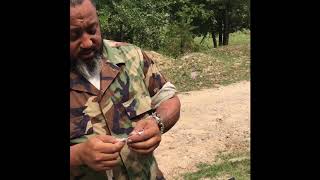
xmin=70 ymin=0 xmax=96 ymax=8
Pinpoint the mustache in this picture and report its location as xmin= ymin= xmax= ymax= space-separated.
xmin=79 ymin=46 xmax=97 ymax=54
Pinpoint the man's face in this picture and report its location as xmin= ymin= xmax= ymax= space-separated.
xmin=70 ymin=0 xmax=102 ymax=64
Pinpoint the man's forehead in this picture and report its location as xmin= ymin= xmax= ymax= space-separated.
xmin=70 ymin=2 xmax=97 ymax=26
xmin=70 ymin=0 xmax=96 ymax=19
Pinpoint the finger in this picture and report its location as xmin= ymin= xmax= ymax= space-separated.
xmin=94 ymin=152 xmax=119 ymax=162
xmin=129 ymin=121 xmax=147 ymax=136
xmin=129 ymin=144 xmax=159 ymax=154
xmin=92 ymin=164 xmax=111 ymax=172
xmin=128 ymin=127 xmax=159 ymax=143
xmin=100 ymin=159 xmax=119 ymax=168
xmin=128 ymin=135 xmax=161 ymax=149
xmin=93 ymin=158 xmax=120 ymax=171
xmin=114 ymin=141 xmax=126 ymax=150
xmin=94 ymin=163 xmax=113 ymax=171
xmin=97 ymin=141 xmax=125 ymax=153
xmin=96 ymin=135 xmax=118 ymax=144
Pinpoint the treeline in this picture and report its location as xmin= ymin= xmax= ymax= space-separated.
xmin=95 ymin=0 xmax=249 ymax=57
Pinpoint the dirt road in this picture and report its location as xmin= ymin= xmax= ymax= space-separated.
xmin=154 ymin=81 xmax=250 ymax=179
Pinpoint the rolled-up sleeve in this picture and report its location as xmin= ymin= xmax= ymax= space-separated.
xmin=141 ymin=51 xmax=167 ymax=97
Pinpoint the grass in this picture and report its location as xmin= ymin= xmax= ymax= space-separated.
xmin=202 ymin=43 xmax=250 ymax=86
xmin=157 ymin=30 xmax=250 ymax=92
xmin=229 ymin=30 xmax=250 ymax=45
xmin=183 ymin=151 xmax=250 ymax=180
xmin=194 ymin=29 xmax=250 ymax=48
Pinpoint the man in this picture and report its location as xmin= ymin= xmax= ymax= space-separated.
xmin=69 ymin=0 xmax=181 ymax=179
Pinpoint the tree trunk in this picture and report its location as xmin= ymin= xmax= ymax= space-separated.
xmin=219 ymin=31 xmax=223 ymax=46
xmin=200 ymin=35 xmax=207 ymax=44
xmin=211 ymin=32 xmax=217 ymax=48
xmin=223 ymin=2 xmax=230 ymax=45
xmin=218 ymin=12 xmax=223 ymax=46
xmin=223 ymin=15 xmax=229 ymax=45
xmin=223 ymin=32 xmax=229 ymax=45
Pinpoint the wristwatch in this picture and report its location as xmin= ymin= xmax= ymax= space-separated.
xmin=151 ymin=112 xmax=165 ymax=134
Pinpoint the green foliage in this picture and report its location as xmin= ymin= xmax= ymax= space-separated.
xmin=97 ymin=0 xmax=170 ymax=50
xmin=160 ymin=22 xmax=200 ymax=58
xmin=95 ymin=0 xmax=250 ymax=56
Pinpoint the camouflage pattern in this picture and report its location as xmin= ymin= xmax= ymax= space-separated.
xmin=151 ymin=82 xmax=177 ymax=109
xmin=70 ymin=40 xmax=168 ymax=180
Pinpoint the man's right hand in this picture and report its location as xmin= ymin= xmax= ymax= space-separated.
xmin=70 ymin=135 xmax=125 ymax=172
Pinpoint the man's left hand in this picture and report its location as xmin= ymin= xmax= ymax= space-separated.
xmin=127 ymin=117 xmax=161 ymax=154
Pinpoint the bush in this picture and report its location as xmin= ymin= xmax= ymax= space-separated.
xmin=160 ymin=22 xmax=199 ymax=58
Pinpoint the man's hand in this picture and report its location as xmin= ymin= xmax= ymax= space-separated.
xmin=127 ymin=117 xmax=161 ymax=154
xmin=70 ymin=135 xmax=125 ymax=172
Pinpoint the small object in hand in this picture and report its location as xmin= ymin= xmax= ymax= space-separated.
xmin=127 ymin=129 xmax=144 ymax=143
xmin=116 ymin=138 xmax=128 ymax=142
xmin=137 ymin=130 xmax=144 ymax=135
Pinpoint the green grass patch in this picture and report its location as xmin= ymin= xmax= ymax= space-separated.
xmin=148 ymin=30 xmax=250 ymax=92
xmin=194 ymin=29 xmax=250 ymax=49
xmin=183 ymin=151 xmax=250 ymax=180
xmin=229 ymin=29 xmax=250 ymax=45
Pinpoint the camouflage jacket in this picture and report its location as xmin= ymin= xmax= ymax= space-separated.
xmin=70 ymin=40 xmax=168 ymax=180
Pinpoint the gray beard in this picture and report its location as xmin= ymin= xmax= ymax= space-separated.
xmin=74 ymin=53 xmax=103 ymax=79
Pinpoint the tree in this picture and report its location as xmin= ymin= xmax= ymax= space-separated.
xmin=96 ymin=0 xmax=170 ymax=50
xmin=186 ymin=0 xmax=250 ymax=48
xmin=94 ymin=0 xmax=249 ymax=52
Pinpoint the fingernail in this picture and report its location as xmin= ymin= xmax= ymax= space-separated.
xmin=127 ymin=138 xmax=132 ymax=143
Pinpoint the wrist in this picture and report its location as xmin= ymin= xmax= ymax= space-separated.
xmin=150 ymin=112 xmax=165 ymax=134
xmin=70 ymin=144 xmax=84 ymax=167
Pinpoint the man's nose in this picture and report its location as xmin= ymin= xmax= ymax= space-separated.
xmin=80 ymin=33 xmax=93 ymax=49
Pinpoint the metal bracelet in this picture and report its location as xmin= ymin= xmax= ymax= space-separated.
xmin=151 ymin=112 xmax=165 ymax=134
